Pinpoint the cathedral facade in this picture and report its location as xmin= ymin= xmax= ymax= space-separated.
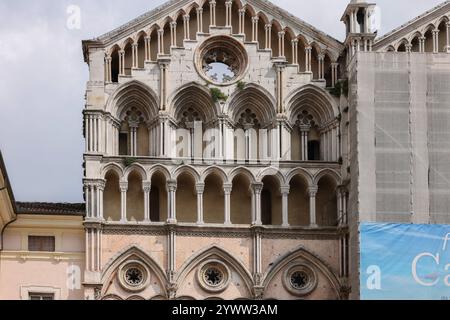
xmin=1 ymin=0 xmax=450 ymax=300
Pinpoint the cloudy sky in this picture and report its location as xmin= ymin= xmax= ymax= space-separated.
xmin=0 ymin=0 xmax=445 ymax=203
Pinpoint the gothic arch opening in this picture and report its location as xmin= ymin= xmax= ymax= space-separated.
xmin=411 ymin=35 xmax=420 ymax=52
xmin=438 ymin=20 xmax=448 ymax=52
xmin=137 ymin=33 xmax=146 ymax=68
xmin=316 ymin=175 xmax=338 ymax=227
xmin=104 ymin=171 xmax=121 ymax=222
xmin=261 ymin=176 xmax=282 ymax=225
xmin=123 ymin=41 xmax=133 ymax=75
xmin=176 ymin=172 xmax=197 ymax=223
xmin=231 ymin=174 xmax=252 ymax=224
xmin=424 ymin=27 xmax=434 ymax=52
xmin=127 ymin=171 xmax=145 ymax=222
xmin=110 ymin=46 xmax=120 ymax=83
xmin=288 ymin=175 xmax=309 ymax=226
xmin=203 ymin=173 xmax=224 ymax=224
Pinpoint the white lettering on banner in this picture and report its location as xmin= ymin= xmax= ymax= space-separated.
xmin=366 ymin=265 xmax=381 ymax=290
xmin=444 ymin=233 xmax=450 ymax=251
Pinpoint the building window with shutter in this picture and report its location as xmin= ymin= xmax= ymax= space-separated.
xmin=28 ymin=236 xmax=56 ymax=252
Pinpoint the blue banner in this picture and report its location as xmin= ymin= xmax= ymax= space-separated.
xmin=360 ymin=223 xmax=450 ymax=300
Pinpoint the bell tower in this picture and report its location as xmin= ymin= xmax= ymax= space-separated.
xmin=341 ymin=0 xmax=377 ymax=62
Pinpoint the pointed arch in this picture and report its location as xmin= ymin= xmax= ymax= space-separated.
xmin=421 ymin=23 xmax=436 ymax=35
xmin=285 ymin=84 xmax=338 ymax=126
xmin=106 ymin=80 xmax=159 ymax=120
xmin=147 ymin=164 xmax=172 ymax=181
xmin=285 ymin=167 xmax=313 ymax=186
xmin=100 ymin=245 xmax=167 ymax=298
xmin=229 ymin=166 xmax=256 ymax=184
xmin=313 ymin=168 xmax=341 ymax=186
xmin=227 ymin=84 xmax=276 ymax=127
xmin=256 ymin=11 xmax=270 ymax=25
xmin=175 ymin=245 xmax=254 ymax=294
xmin=168 ymin=82 xmax=219 ymax=123
xmin=121 ymin=37 xmax=134 ymax=49
xmin=262 ymin=246 xmax=342 ymax=298
xmin=256 ymin=167 xmax=286 ymax=185
xmin=395 ymin=38 xmax=410 ymax=51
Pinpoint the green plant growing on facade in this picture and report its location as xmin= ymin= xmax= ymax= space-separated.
xmin=327 ymin=79 xmax=349 ymax=97
xmin=123 ymin=157 xmax=138 ymax=167
xmin=236 ymin=81 xmax=246 ymax=90
xmin=210 ymin=87 xmax=228 ymax=102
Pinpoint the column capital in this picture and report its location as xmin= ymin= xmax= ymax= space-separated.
xmin=308 ymin=185 xmax=318 ymax=196
xmin=158 ymin=28 xmax=164 ymax=35
xmin=280 ymin=185 xmax=290 ymax=195
xmin=225 ymin=0 xmax=233 ymax=6
xmin=252 ymin=182 xmax=264 ymax=194
xmin=196 ymin=182 xmax=205 ymax=194
xmin=239 ymin=8 xmax=246 ymax=14
xmin=119 ymin=181 xmax=129 ymax=192
xmin=183 ymin=14 xmax=190 ymax=21
xmin=265 ymin=24 xmax=272 ymax=30
xmin=167 ymin=179 xmax=177 ymax=192
xmin=278 ymin=31 xmax=285 ymax=37
xmin=305 ymin=46 xmax=312 ymax=51
xmin=299 ymin=124 xmax=311 ymax=132
xmin=291 ymin=39 xmax=299 ymax=45
xmin=446 ymin=22 xmax=450 ymax=27
xmin=209 ymin=0 xmax=216 ymax=5
xmin=97 ymin=180 xmax=106 ymax=191
xmin=331 ymin=62 xmax=339 ymax=67
xmin=144 ymin=36 xmax=151 ymax=41
xmin=170 ymin=21 xmax=177 ymax=28
xmin=252 ymin=16 xmax=259 ymax=22
xmin=119 ymin=50 xmax=125 ymax=55
xmin=142 ymin=181 xmax=152 ymax=193
xmin=432 ymin=29 xmax=440 ymax=34
xmin=318 ymin=53 xmax=325 ymax=60
xmin=132 ymin=43 xmax=138 ymax=48
xmin=197 ymin=7 xmax=203 ymax=14
xmin=223 ymin=183 xmax=233 ymax=194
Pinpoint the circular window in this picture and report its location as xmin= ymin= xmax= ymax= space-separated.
xmin=283 ymin=264 xmax=317 ymax=297
xmin=195 ymin=36 xmax=248 ymax=86
xmin=197 ymin=260 xmax=230 ymax=293
xmin=118 ymin=261 xmax=149 ymax=292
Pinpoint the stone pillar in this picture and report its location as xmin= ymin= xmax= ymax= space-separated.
xmin=159 ymin=62 xmax=169 ymax=111
xmin=170 ymin=22 xmax=177 ymax=47
xmin=278 ymin=31 xmax=285 ymax=57
xmin=196 ymin=183 xmax=205 ymax=224
xmin=144 ymin=36 xmax=151 ymax=62
xmin=98 ymin=181 xmax=105 ymax=220
xmin=167 ymin=179 xmax=177 ymax=224
xmin=446 ymin=22 xmax=450 ymax=53
xmin=119 ymin=50 xmax=125 ymax=75
xmin=223 ymin=183 xmax=232 ymax=225
xmin=305 ymin=46 xmax=312 ymax=73
xmin=120 ymin=182 xmax=128 ymax=223
xmin=308 ymin=186 xmax=318 ymax=227
xmin=252 ymin=183 xmax=263 ymax=225
xmin=275 ymin=63 xmax=286 ymax=114
xmin=406 ymin=44 xmax=412 ymax=53
xmin=197 ymin=8 xmax=203 ymax=33
xmin=132 ymin=43 xmax=138 ymax=69
xmin=129 ymin=123 xmax=138 ymax=156
xmin=157 ymin=29 xmax=164 ymax=54
xmin=291 ymin=39 xmax=298 ymax=65
xmin=209 ymin=0 xmax=216 ymax=27
xmin=183 ymin=15 xmax=190 ymax=41
xmin=238 ymin=9 xmax=245 ymax=35
xmin=300 ymin=125 xmax=310 ymax=161
xmin=143 ymin=182 xmax=151 ymax=222
xmin=318 ymin=53 xmax=325 ymax=80
xmin=432 ymin=29 xmax=440 ymax=53
xmin=252 ymin=16 xmax=259 ymax=43
xmin=265 ymin=24 xmax=272 ymax=50
xmin=105 ymin=55 xmax=112 ymax=82
xmin=331 ymin=63 xmax=339 ymax=87
xmin=280 ymin=185 xmax=290 ymax=227
xmin=225 ymin=1 xmax=232 ymax=28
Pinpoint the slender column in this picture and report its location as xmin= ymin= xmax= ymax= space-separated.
xmin=157 ymin=29 xmax=164 ymax=54
xmin=84 ymin=183 xmax=90 ymax=218
xmin=265 ymin=24 xmax=272 ymax=50
xmin=95 ymin=183 xmax=100 ymax=219
xmin=291 ymin=39 xmax=298 ymax=65
xmin=252 ymin=16 xmax=259 ymax=43
xmin=305 ymin=46 xmax=312 ymax=72
xmin=143 ymin=182 xmax=151 ymax=222
xmin=196 ymin=8 xmax=203 ymax=34
xmin=167 ymin=179 xmax=177 ymax=224
xmin=432 ymin=29 xmax=439 ymax=53
xmin=88 ymin=115 xmax=94 ymax=152
xmin=318 ymin=53 xmax=325 ymax=80
xmin=280 ymin=185 xmax=290 ymax=227
xmin=225 ymin=1 xmax=232 ymax=27
xmin=337 ymin=187 xmax=344 ymax=226
xmin=209 ymin=0 xmax=216 ymax=27
xmin=120 ymin=182 xmax=128 ymax=223
xmin=105 ymin=56 xmax=112 ymax=82
xmin=132 ymin=43 xmax=138 ymax=69
xmin=238 ymin=9 xmax=245 ymax=35
xmin=300 ymin=125 xmax=310 ymax=161
xmin=196 ymin=183 xmax=205 ymax=224
xmin=278 ymin=31 xmax=285 ymax=57
xmin=308 ymin=186 xmax=318 ymax=227
xmin=406 ymin=44 xmax=412 ymax=53
xmin=252 ymin=183 xmax=263 ymax=225
xmin=159 ymin=62 xmax=168 ymax=111
xmin=129 ymin=124 xmax=138 ymax=156
xmin=446 ymin=22 xmax=450 ymax=53
xmin=275 ymin=64 xmax=286 ymax=114
xmin=419 ymin=36 xmax=426 ymax=53
xmin=331 ymin=63 xmax=339 ymax=87
xmin=223 ymin=183 xmax=232 ymax=225
xmin=98 ymin=181 xmax=105 ymax=220
xmin=183 ymin=15 xmax=190 ymax=41
xmin=144 ymin=36 xmax=151 ymax=61
xmin=170 ymin=22 xmax=177 ymax=47
xmin=119 ymin=50 xmax=125 ymax=75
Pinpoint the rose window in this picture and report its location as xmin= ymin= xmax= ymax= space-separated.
xmin=290 ymin=271 xmax=310 ymax=290
xmin=203 ymin=267 xmax=224 ymax=287
xmin=125 ymin=267 xmax=144 ymax=286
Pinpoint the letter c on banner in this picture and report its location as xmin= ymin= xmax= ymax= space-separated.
xmin=412 ymin=252 xmax=439 ymax=287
